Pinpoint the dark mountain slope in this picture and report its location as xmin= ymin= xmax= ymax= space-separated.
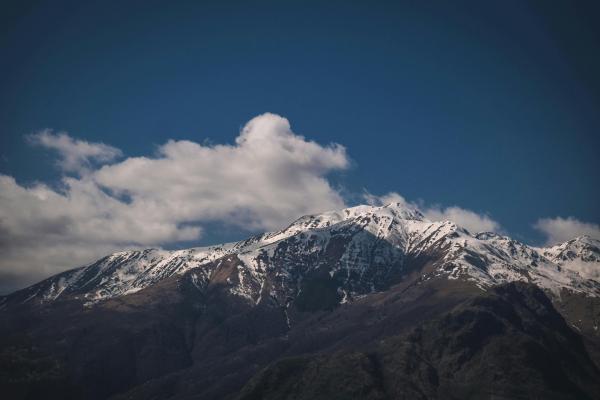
xmin=106 ymin=274 xmax=479 ymax=400
xmin=2 ymin=265 xmax=599 ymax=399
xmin=238 ymin=283 xmax=600 ymax=400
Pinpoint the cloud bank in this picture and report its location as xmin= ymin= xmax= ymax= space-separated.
xmin=0 ymin=113 xmax=348 ymax=292
xmin=364 ymin=191 xmax=501 ymax=234
xmin=534 ymin=217 xmax=600 ymax=246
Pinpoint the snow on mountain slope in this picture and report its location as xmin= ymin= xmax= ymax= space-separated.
xmin=541 ymin=236 xmax=600 ymax=280
xmin=217 ymin=206 xmax=600 ymax=306
xmin=438 ymin=231 xmax=600 ymax=296
xmin=3 ymin=203 xmax=600 ymax=308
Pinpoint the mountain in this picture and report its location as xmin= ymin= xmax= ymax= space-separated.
xmin=3 ymin=202 xmax=599 ymax=308
xmin=1 ymin=203 xmax=599 ymax=399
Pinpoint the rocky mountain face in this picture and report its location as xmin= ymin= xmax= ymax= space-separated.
xmin=1 ymin=203 xmax=599 ymax=399
xmin=239 ymin=283 xmax=600 ymax=400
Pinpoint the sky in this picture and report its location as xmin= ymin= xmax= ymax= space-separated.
xmin=1 ymin=0 xmax=599 ymax=293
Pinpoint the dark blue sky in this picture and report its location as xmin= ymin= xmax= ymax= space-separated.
xmin=1 ymin=0 xmax=599 ymax=244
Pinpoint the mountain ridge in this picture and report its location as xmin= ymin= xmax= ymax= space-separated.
xmin=2 ymin=202 xmax=599 ymax=310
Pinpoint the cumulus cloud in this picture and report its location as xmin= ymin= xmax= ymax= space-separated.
xmin=534 ymin=217 xmax=600 ymax=246
xmin=27 ymin=130 xmax=122 ymax=173
xmin=0 ymin=113 xmax=349 ymax=293
xmin=364 ymin=191 xmax=501 ymax=234
xmin=94 ymin=113 xmax=348 ymax=230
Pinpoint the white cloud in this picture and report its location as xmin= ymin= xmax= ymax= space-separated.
xmin=364 ymin=191 xmax=501 ymax=234
xmin=27 ymin=130 xmax=122 ymax=173
xmin=423 ymin=205 xmax=501 ymax=234
xmin=0 ymin=113 xmax=349 ymax=292
xmin=0 ymin=175 xmax=199 ymax=292
xmin=533 ymin=217 xmax=600 ymax=246
xmin=94 ymin=113 xmax=348 ymax=231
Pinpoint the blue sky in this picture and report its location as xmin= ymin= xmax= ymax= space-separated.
xmin=1 ymin=0 xmax=599 ymax=291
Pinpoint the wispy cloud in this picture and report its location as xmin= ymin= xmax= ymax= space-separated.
xmin=27 ymin=130 xmax=122 ymax=174
xmin=533 ymin=216 xmax=600 ymax=246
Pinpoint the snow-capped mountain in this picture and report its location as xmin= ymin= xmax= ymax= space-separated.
xmin=3 ymin=202 xmax=600 ymax=308
xmin=542 ymin=235 xmax=600 ymax=280
xmin=3 ymin=203 xmax=600 ymax=400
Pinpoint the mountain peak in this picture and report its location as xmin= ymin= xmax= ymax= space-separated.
xmin=282 ymin=202 xmax=424 ymax=235
xmin=3 ymin=202 xmax=600 ymax=308
xmin=333 ymin=202 xmax=425 ymax=222
xmin=380 ymin=201 xmax=426 ymax=220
